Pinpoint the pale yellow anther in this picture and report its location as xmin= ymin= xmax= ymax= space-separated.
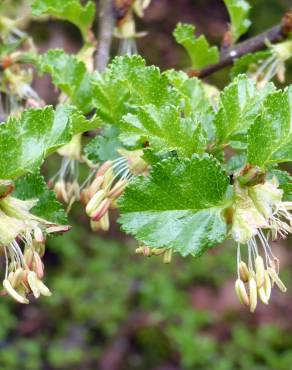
xmin=239 ymin=261 xmax=250 ymax=282
xmin=267 ymin=267 xmax=287 ymax=293
xmin=163 ymin=249 xmax=172 ymax=264
xmin=24 ymin=247 xmax=34 ymax=268
xmin=34 ymin=227 xmax=44 ymax=243
xmin=96 ymin=161 xmax=112 ymax=177
xmin=235 ymin=278 xmax=250 ymax=306
xmin=249 ymin=277 xmax=258 ymax=312
xmin=91 ymin=198 xmax=111 ymax=221
xmin=108 ymin=179 xmax=128 ymax=199
xmin=10 ymin=267 xmax=24 ymax=288
xmin=3 ymin=279 xmax=29 ymax=304
xmin=255 ymin=255 xmax=265 ymax=288
xmin=36 ymin=279 xmax=52 ymax=297
xmin=88 ymin=176 xmax=104 ymax=199
xmin=264 ymin=270 xmax=272 ymax=299
xmin=27 ymin=271 xmax=40 ymax=298
xmin=102 ymin=167 xmax=114 ymax=189
xmin=99 ymin=212 xmax=110 ymax=231
xmin=33 ymin=252 xmax=44 ymax=279
xmin=85 ymin=189 xmax=106 ymax=216
xmin=90 ymin=220 xmax=101 ymax=232
xmin=152 ymin=248 xmax=166 ymax=256
xmin=258 ymin=286 xmax=269 ymax=305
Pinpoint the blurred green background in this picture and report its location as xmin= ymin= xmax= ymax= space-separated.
xmin=1 ymin=1 xmax=292 ymax=369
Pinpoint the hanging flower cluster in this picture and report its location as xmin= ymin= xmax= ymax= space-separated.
xmin=231 ymin=177 xmax=292 ymax=311
xmin=49 ymin=134 xmax=83 ymax=211
xmin=114 ymin=0 xmax=151 ymax=56
xmin=0 ymin=188 xmax=69 ymax=304
xmin=249 ymin=40 xmax=292 ymax=88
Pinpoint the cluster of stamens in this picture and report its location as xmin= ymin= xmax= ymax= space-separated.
xmin=232 ymin=178 xmax=292 ymax=311
xmin=135 ymin=245 xmax=173 ymax=263
xmin=49 ymin=134 xmax=82 ymax=210
xmin=0 ymin=194 xmax=69 ymax=304
xmin=81 ymin=150 xmax=148 ymax=232
xmin=235 ymin=232 xmax=286 ymax=312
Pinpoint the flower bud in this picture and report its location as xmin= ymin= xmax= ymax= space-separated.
xmin=235 ymin=278 xmax=250 ymax=306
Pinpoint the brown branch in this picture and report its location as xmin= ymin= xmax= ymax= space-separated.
xmin=188 ymin=10 xmax=292 ymax=78
xmin=95 ymin=0 xmax=115 ymax=71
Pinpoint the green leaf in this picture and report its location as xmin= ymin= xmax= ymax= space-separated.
xmin=70 ymin=108 xmax=101 ymax=134
xmin=13 ymin=173 xmax=67 ymax=224
xmin=248 ymin=87 xmax=292 ymax=167
xmin=0 ymin=106 xmax=79 ymax=180
xmin=119 ymin=155 xmax=230 ymax=257
xmin=267 ymin=169 xmax=292 ymax=201
xmin=173 ymin=23 xmax=219 ymax=69
xmin=225 ymin=154 xmax=247 ymax=173
xmin=120 ymin=104 xmax=207 ymax=157
xmin=25 ymin=49 xmax=95 ymax=113
xmin=214 ymin=75 xmax=274 ymax=147
xmin=248 ymin=88 xmax=292 ymax=167
xmin=223 ymin=0 xmax=251 ymax=42
xmin=93 ymin=56 xmax=179 ymax=126
xmin=31 ymin=0 xmax=95 ymax=41
xmin=84 ymin=125 xmax=122 ymax=163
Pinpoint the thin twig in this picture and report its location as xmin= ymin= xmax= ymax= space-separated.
xmin=188 ymin=10 xmax=292 ymax=78
xmin=95 ymin=0 xmax=115 ymax=71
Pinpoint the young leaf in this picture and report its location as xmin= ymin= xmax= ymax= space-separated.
xmin=119 ymin=155 xmax=230 ymax=257
xmin=25 ymin=49 xmax=95 ymax=113
xmin=165 ymin=70 xmax=216 ymax=140
xmin=84 ymin=125 xmax=122 ymax=163
xmin=248 ymin=88 xmax=292 ymax=167
xmin=31 ymin=0 xmax=95 ymax=41
xmin=13 ymin=174 xmax=67 ymax=224
xmin=173 ymin=23 xmax=219 ymax=70
xmin=214 ymin=75 xmax=274 ymax=147
xmin=223 ymin=0 xmax=251 ymax=42
xmin=0 ymin=106 xmax=82 ymax=180
xmin=120 ymin=104 xmax=207 ymax=157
